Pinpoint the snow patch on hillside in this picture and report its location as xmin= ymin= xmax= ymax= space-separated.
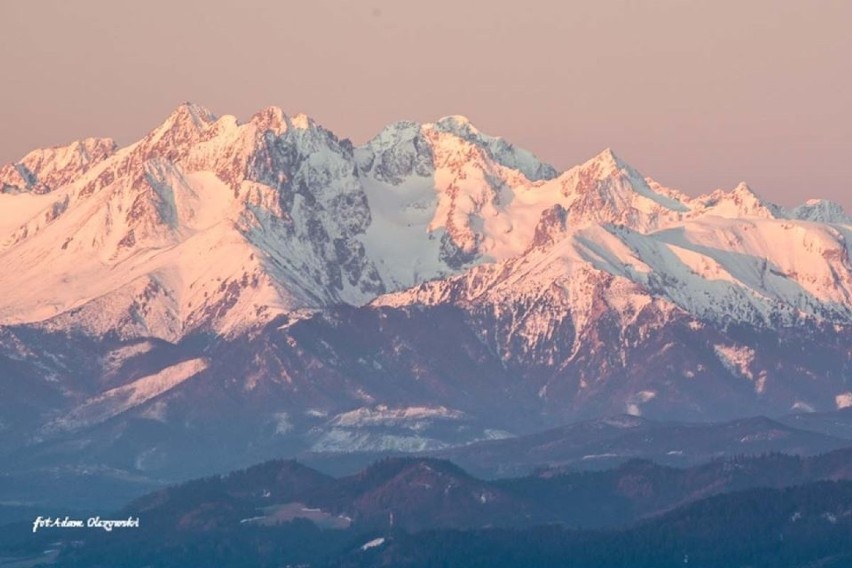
xmin=626 ymin=391 xmax=657 ymax=416
xmin=311 ymin=430 xmax=450 ymax=453
xmin=361 ymin=537 xmax=386 ymax=551
xmin=714 ymin=344 xmax=756 ymax=381
xmin=332 ymin=405 xmax=465 ymax=428
xmin=836 ymin=393 xmax=852 ymax=410
xmin=50 ymin=358 xmax=209 ymax=431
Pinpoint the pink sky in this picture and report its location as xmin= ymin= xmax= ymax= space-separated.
xmin=1 ymin=0 xmax=849 ymax=209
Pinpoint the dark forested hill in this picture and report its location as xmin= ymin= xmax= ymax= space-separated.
xmin=4 ymin=448 xmax=852 ymax=567
xmin=339 ymin=482 xmax=852 ymax=568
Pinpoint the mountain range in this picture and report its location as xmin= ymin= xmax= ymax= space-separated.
xmin=1 ymin=102 xmax=851 ymax=506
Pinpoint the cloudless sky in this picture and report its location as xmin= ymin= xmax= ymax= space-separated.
xmin=1 ymin=0 xmax=849 ymax=208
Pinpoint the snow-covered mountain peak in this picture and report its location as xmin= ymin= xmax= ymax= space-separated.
xmin=368 ymin=120 xmax=421 ymax=140
xmin=580 ymin=147 xmax=629 ymax=178
xmin=68 ymin=137 xmax=118 ymax=161
xmin=288 ymin=112 xmax=316 ymax=131
xmin=0 ymin=103 xmax=389 ymax=338
xmin=247 ymin=105 xmax=288 ymax=134
xmin=553 ymin=149 xmax=691 ymax=230
xmin=434 ymin=114 xmax=477 ymax=134
xmin=693 ymin=182 xmax=781 ymax=219
xmin=791 ymin=199 xmax=851 ymax=225
xmin=730 ymin=181 xmax=761 ymax=201
xmin=355 ymin=120 xmax=432 ymax=184
xmin=564 ymin=149 xmax=637 ymax=191
xmin=0 ymin=137 xmax=117 ymax=194
xmin=135 ymin=102 xmax=220 ymax=163
xmin=239 ymin=106 xmax=324 ymax=138
xmin=169 ymin=102 xmax=217 ymax=130
xmin=358 ymin=115 xmax=556 ymax=185
xmin=359 ymin=120 xmax=421 ymax=154
xmin=146 ymin=102 xmax=218 ymax=144
xmin=426 ymin=116 xmax=557 ymax=182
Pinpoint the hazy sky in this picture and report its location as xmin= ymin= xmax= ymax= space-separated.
xmin=1 ymin=0 xmax=849 ymax=209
